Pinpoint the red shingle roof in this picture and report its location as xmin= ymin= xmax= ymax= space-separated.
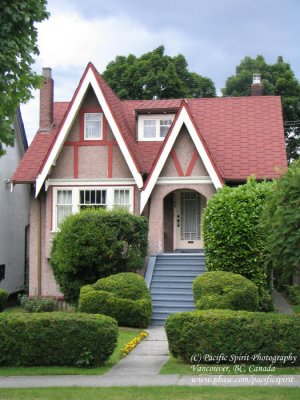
xmin=12 ymin=67 xmax=287 ymax=184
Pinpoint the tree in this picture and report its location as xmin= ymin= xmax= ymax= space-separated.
xmin=261 ymin=160 xmax=300 ymax=285
xmin=102 ymin=45 xmax=216 ymax=100
xmin=222 ymin=55 xmax=300 ymax=162
xmin=0 ymin=1 xmax=49 ymax=156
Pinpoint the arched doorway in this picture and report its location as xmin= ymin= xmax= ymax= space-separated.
xmin=163 ymin=189 xmax=206 ymax=252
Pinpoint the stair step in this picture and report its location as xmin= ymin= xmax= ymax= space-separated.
xmin=152 ymin=294 xmax=194 ymax=301
xmin=151 ymin=288 xmax=193 ymax=295
xmin=150 ymin=282 xmax=193 ymax=289
xmin=151 ymin=276 xmax=198 ymax=283
xmin=153 ymin=300 xmax=195 ymax=307
xmin=153 ymin=270 xmax=200 ymax=277
xmin=155 ymin=264 xmax=205 ymax=270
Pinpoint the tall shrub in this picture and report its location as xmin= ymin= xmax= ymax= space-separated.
xmin=202 ymin=178 xmax=273 ymax=309
xmin=50 ymin=209 xmax=148 ymax=304
xmin=261 ymin=160 xmax=300 ymax=285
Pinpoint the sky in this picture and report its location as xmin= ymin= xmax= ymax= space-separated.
xmin=22 ymin=0 xmax=300 ymax=143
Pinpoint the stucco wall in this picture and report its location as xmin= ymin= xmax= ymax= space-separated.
xmin=160 ymin=127 xmax=209 ymax=177
xmin=0 ymin=122 xmax=30 ymax=294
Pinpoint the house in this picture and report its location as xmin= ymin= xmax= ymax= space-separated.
xmin=0 ymin=109 xmax=30 ymax=295
xmin=12 ymin=63 xmax=287 ymax=308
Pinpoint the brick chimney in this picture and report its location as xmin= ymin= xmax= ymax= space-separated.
xmin=251 ymin=74 xmax=263 ymax=96
xmin=39 ymin=67 xmax=54 ymax=132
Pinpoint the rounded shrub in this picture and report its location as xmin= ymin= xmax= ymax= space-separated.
xmin=0 ymin=289 xmax=8 ymax=312
xmin=193 ymin=271 xmax=259 ymax=311
xmin=166 ymin=310 xmax=300 ymax=364
xmin=202 ymin=178 xmax=274 ymax=310
xmin=0 ymin=312 xmax=118 ymax=367
xmin=79 ymin=272 xmax=152 ymax=328
xmin=50 ymin=209 xmax=148 ymax=304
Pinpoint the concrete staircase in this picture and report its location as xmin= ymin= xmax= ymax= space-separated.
xmin=146 ymin=253 xmax=206 ymax=326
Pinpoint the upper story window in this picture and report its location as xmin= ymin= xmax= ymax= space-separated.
xmin=84 ymin=113 xmax=102 ymax=140
xmin=138 ymin=114 xmax=174 ymax=141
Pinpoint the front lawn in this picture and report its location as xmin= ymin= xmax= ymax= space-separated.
xmin=160 ymin=356 xmax=300 ymax=375
xmin=0 ymin=327 xmax=141 ymax=376
xmin=0 ymin=387 xmax=299 ymax=400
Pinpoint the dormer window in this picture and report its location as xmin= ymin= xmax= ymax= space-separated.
xmin=84 ymin=112 xmax=102 ymax=140
xmin=138 ymin=114 xmax=174 ymax=141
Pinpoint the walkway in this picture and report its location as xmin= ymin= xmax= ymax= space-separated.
xmin=0 ymin=326 xmax=299 ymax=388
xmin=273 ymin=290 xmax=294 ymax=314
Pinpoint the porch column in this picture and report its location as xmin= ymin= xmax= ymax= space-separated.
xmin=148 ymin=193 xmax=164 ymax=254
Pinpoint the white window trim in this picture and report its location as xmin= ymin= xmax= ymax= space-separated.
xmin=52 ymin=186 xmax=134 ymax=231
xmin=84 ymin=112 xmax=103 ymax=140
xmin=138 ymin=114 xmax=174 ymax=141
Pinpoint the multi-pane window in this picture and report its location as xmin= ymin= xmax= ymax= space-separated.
xmin=159 ymin=119 xmax=172 ymax=138
xmin=84 ymin=113 xmax=102 ymax=140
xmin=53 ymin=187 xmax=133 ymax=230
xmin=114 ymin=189 xmax=130 ymax=211
xmin=56 ymin=190 xmax=72 ymax=227
xmin=139 ymin=115 xmax=174 ymax=140
xmin=79 ymin=190 xmax=107 ymax=209
xmin=143 ymin=120 xmax=156 ymax=138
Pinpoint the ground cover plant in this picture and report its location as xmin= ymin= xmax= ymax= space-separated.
xmin=50 ymin=209 xmax=148 ymax=304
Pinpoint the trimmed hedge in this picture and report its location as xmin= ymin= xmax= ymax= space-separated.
xmin=50 ymin=209 xmax=148 ymax=304
xmin=193 ymin=271 xmax=259 ymax=311
xmin=166 ymin=310 xmax=300 ymax=364
xmin=0 ymin=289 xmax=8 ymax=312
xmin=202 ymin=178 xmax=274 ymax=311
xmin=0 ymin=312 xmax=118 ymax=367
xmin=79 ymin=273 xmax=152 ymax=328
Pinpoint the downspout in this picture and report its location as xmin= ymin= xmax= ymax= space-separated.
xmin=37 ymin=195 xmax=42 ymax=297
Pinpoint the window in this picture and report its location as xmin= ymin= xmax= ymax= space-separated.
xmin=53 ymin=187 xmax=133 ymax=231
xmin=138 ymin=114 xmax=174 ymax=141
xmin=114 ymin=189 xmax=130 ymax=211
xmin=56 ymin=190 xmax=72 ymax=227
xmin=79 ymin=190 xmax=107 ymax=209
xmin=84 ymin=113 xmax=102 ymax=140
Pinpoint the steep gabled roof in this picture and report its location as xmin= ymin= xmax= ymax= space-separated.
xmin=12 ymin=63 xmax=287 ymax=197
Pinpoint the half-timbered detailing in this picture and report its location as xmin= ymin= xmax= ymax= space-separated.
xmin=156 ymin=176 xmax=212 ymax=185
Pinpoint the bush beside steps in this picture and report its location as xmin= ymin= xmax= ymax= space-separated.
xmin=0 ymin=312 xmax=118 ymax=367
xmin=193 ymin=271 xmax=260 ymax=311
xmin=79 ymin=272 xmax=152 ymax=328
xmin=166 ymin=310 xmax=300 ymax=365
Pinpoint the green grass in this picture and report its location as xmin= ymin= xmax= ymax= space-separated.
xmin=0 ymin=387 xmax=299 ymax=400
xmin=0 ymin=327 xmax=141 ymax=376
xmin=160 ymin=356 xmax=300 ymax=375
xmin=292 ymin=304 xmax=300 ymax=313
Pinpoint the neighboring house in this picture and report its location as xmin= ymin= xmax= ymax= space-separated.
xmin=12 ymin=64 xmax=287 ymax=300
xmin=0 ymin=109 xmax=30 ymax=294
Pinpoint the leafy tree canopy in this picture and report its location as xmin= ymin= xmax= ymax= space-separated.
xmin=0 ymin=0 xmax=49 ymax=156
xmin=261 ymin=159 xmax=300 ymax=284
xmin=102 ymin=45 xmax=216 ymax=100
xmin=222 ymin=55 xmax=300 ymax=162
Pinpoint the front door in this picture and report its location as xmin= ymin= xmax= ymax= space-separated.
xmin=174 ymin=191 xmax=204 ymax=250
